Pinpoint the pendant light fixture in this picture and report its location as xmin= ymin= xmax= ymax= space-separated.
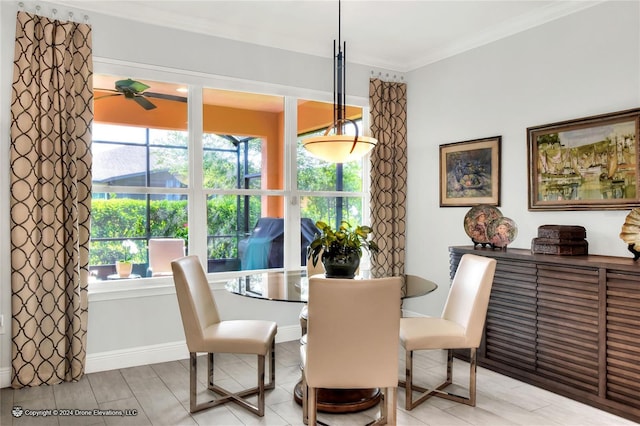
xmin=302 ymin=0 xmax=377 ymax=163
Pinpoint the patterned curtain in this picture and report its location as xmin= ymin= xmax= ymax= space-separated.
xmin=369 ymin=78 xmax=408 ymax=282
xmin=10 ymin=11 xmax=93 ymax=387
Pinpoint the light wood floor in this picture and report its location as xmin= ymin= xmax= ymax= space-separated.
xmin=1 ymin=340 xmax=637 ymax=426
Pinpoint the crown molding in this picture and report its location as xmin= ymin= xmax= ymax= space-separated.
xmin=403 ymin=0 xmax=606 ymax=72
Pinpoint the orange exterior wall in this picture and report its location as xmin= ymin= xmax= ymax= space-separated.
xmin=297 ymin=100 xmax=362 ymax=134
xmin=94 ymin=93 xmax=188 ymax=130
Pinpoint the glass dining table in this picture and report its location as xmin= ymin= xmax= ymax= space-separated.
xmin=225 ymin=270 xmax=438 ymax=414
xmin=225 ymin=270 xmax=437 ymax=303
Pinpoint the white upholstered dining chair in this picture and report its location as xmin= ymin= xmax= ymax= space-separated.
xmin=400 ymin=253 xmax=496 ymax=409
xmin=171 ymin=255 xmax=277 ymax=415
xmin=301 ymin=276 xmax=402 ymax=425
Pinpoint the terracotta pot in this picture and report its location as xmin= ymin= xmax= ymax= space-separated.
xmin=116 ymin=261 xmax=133 ymax=278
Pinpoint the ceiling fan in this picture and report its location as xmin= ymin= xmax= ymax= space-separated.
xmin=94 ymin=78 xmax=186 ymax=110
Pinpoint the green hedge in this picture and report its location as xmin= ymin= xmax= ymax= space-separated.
xmin=90 ymin=197 xmax=242 ymax=265
xmin=89 ymin=193 xmax=359 ymax=266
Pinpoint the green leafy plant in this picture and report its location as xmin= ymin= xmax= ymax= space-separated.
xmin=175 ymin=222 xmax=189 ymax=246
xmin=308 ymin=220 xmax=379 ymax=267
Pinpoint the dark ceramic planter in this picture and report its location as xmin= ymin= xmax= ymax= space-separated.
xmin=321 ymin=249 xmax=360 ymax=278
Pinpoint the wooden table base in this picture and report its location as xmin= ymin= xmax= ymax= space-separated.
xmin=293 ymin=381 xmax=381 ymax=413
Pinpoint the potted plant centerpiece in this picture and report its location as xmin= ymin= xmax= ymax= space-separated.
xmin=308 ymin=220 xmax=379 ymax=278
xmin=116 ymin=239 xmax=138 ymax=278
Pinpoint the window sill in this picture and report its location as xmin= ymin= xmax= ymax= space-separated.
xmin=88 ymin=275 xmax=228 ymax=302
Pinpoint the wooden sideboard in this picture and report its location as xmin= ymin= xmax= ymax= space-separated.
xmin=449 ymin=246 xmax=640 ymax=423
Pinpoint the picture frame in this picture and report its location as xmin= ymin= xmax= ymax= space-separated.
xmin=527 ymin=108 xmax=640 ymax=211
xmin=439 ymin=136 xmax=501 ymax=207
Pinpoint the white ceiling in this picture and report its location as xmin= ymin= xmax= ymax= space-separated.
xmin=55 ymin=0 xmax=603 ymax=72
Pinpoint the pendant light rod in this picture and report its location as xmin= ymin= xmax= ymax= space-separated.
xmin=301 ymin=0 xmax=377 ymax=163
xmin=334 ymin=0 xmax=346 ymax=133
xmin=338 ymin=0 xmax=341 ymax=45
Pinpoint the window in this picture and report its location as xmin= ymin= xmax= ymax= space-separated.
xmin=297 ymin=99 xmax=367 ymax=233
xmin=202 ymin=88 xmax=286 ymax=272
xmin=89 ymin=71 xmax=370 ymax=284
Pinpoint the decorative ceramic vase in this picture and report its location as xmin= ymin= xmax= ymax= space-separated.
xmin=321 ymin=248 xmax=360 ymax=279
xmin=116 ymin=261 xmax=133 ymax=278
xmin=620 ymin=208 xmax=640 ymax=260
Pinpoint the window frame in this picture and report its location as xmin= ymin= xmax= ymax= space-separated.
xmin=89 ymin=58 xmax=372 ymax=298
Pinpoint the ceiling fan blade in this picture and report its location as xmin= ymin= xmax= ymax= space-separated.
xmin=144 ymin=92 xmax=187 ymax=103
xmin=133 ymin=95 xmax=157 ymax=110
xmin=94 ymin=93 xmax=123 ymax=101
xmin=95 ymin=88 xmax=119 ymax=93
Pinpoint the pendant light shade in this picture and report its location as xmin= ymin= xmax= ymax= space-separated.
xmin=303 ymin=134 xmax=377 ymax=163
xmin=303 ymin=117 xmax=377 ymax=163
xmin=302 ymin=0 xmax=377 ymax=163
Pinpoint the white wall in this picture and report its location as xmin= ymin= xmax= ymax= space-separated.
xmin=404 ymin=0 xmax=640 ymax=315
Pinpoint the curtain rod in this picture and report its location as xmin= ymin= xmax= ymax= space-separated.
xmin=18 ymin=1 xmax=90 ymax=24
xmin=370 ymin=71 xmax=405 ymax=83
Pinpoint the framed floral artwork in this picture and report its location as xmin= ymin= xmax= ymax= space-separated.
xmin=439 ymin=136 xmax=501 ymax=207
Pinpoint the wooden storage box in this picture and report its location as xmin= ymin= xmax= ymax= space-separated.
xmin=531 ymin=238 xmax=588 ymax=255
xmin=532 ymin=225 xmax=588 ymax=255
xmin=537 ymin=225 xmax=586 ymax=240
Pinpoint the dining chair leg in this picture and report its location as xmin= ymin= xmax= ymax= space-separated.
xmin=386 ymin=387 xmax=397 ymax=425
xmin=405 ymin=349 xmax=413 ymax=410
xmin=380 ymin=387 xmax=388 ymax=422
xmin=434 ymin=348 xmax=476 ymax=407
xmin=207 ymin=352 xmax=214 ymax=389
xmin=302 ymin=374 xmax=308 ymax=425
xmin=365 ymin=386 xmax=396 ymax=426
xmin=190 ymin=352 xmax=198 ymax=413
xmin=404 ymin=347 xmax=479 ymax=410
xmin=446 ymin=348 xmax=454 ymax=385
xmin=268 ymin=339 xmax=276 ymax=389
xmin=469 ymin=347 xmax=477 ymax=406
xmin=308 ymin=386 xmax=317 ymax=425
xmin=405 ymin=349 xmax=436 ymax=410
xmin=257 ymin=354 xmax=265 ymax=416
xmin=189 ymin=351 xmax=273 ymax=415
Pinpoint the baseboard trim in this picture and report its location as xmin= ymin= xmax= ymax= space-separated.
xmin=86 ymin=324 xmax=300 ymax=374
xmin=402 ymin=309 xmax=427 ymax=318
xmin=0 ymin=367 xmax=10 ymax=388
xmin=0 ymin=325 xmax=300 ymax=387
xmin=85 ymin=341 xmax=189 ymax=374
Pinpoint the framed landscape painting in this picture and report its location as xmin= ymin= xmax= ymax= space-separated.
xmin=528 ymin=108 xmax=640 ymax=211
xmin=439 ymin=136 xmax=501 ymax=207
